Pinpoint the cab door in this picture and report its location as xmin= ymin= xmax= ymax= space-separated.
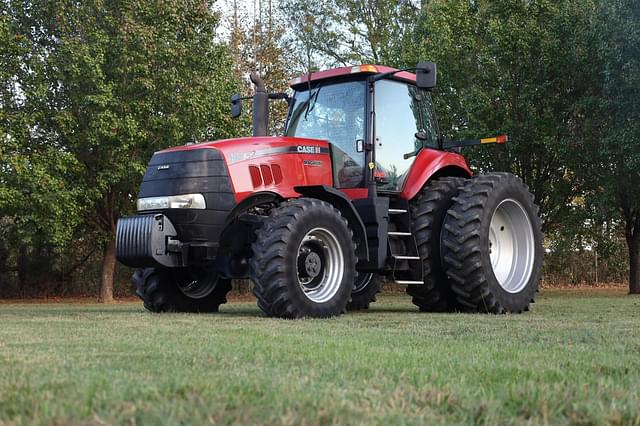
xmin=374 ymin=79 xmax=439 ymax=191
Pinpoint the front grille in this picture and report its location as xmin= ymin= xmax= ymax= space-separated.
xmin=139 ymin=148 xmax=235 ymax=210
xmin=137 ymin=147 xmax=236 ymax=244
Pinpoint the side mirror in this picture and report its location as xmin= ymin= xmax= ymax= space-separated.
xmin=416 ymin=61 xmax=437 ymax=90
xmin=231 ymin=93 xmax=242 ymax=118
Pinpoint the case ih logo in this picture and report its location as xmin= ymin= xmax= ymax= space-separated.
xmin=157 ymin=164 xmax=170 ymax=170
xmin=297 ymin=145 xmax=321 ymax=154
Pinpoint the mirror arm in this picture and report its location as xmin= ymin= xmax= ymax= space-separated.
xmin=370 ymin=67 xmax=420 ymax=84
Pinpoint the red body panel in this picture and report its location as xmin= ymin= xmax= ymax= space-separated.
xmin=162 ymin=141 xmax=470 ymax=203
xmin=400 ymin=148 xmax=472 ymax=200
xmin=290 ymin=65 xmax=416 ymax=88
xmin=161 ymin=137 xmax=334 ymax=203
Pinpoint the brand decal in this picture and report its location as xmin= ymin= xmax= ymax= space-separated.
xmin=297 ymin=145 xmax=322 ymax=154
xmin=303 ymin=160 xmax=323 ymax=167
xmin=157 ymin=164 xmax=170 ymax=170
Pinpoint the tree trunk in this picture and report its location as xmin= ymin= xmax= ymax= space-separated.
xmin=17 ymin=245 xmax=28 ymax=297
xmin=629 ymin=236 xmax=640 ymax=294
xmin=99 ymin=238 xmax=116 ymax=303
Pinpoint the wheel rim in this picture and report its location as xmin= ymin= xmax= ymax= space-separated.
xmin=296 ymin=227 xmax=344 ymax=303
xmin=175 ymin=267 xmax=219 ymax=299
xmin=352 ymin=273 xmax=374 ymax=294
xmin=488 ymin=199 xmax=535 ymax=293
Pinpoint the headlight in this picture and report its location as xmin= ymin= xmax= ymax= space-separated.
xmin=137 ymin=194 xmax=206 ymax=211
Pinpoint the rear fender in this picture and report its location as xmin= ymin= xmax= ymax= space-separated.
xmin=400 ymin=149 xmax=472 ymax=200
xmin=294 ymin=185 xmax=369 ymax=262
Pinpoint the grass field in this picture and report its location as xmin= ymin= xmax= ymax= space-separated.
xmin=1 ymin=289 xmax=639 ymax=425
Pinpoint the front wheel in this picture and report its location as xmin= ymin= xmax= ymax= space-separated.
xmin=441 ymin=173 xmax=543 ymax=313
xmin=133 ymin=266 xmax=232 ymax=313
xmin=250 ymin=198 xmax=356 ymax=318
xmin=346 ymin=273 xmax=382 ymax=311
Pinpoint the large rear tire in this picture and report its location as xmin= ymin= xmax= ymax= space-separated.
xmin=250 ymin=198 xmax=356 ymax=318
xmin=346 ymin=273 xmax=382 ymax=311
xmin=407 ymin=177 xmax=466 ymax=312
xmin=133 ymin=266 xmax=232 ymax=313
xmin=441 ymin=173 xmax=543 ymax=313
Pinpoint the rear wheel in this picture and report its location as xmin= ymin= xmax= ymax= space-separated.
xmin=441 ymin=173 xmax=543 ymax=313
xmin=407 ymin=177 xmax=466 ymax=312
xmin=346 ymin=273 xmax=382 ymax=310
xmin=250 ymin=198 xmax=356 ymax=318
xmin=133 ymin=266 xmax=232 ymax=313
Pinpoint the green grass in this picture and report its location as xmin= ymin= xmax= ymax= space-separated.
xmin=0 ymin=289 xmax=639 ymax=425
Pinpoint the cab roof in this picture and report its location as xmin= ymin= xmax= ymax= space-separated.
xmin=289 ymin=64 xmax=417 ymax=89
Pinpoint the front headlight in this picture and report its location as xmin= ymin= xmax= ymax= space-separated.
xmin=137 ymin=194 xmax=206 ymax=211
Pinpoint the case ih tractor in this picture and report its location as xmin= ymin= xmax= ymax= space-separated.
xmin=115 ymin=62 xmax=543 ymax=318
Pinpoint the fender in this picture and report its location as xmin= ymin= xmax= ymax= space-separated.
xmin=223 ymin=191 xmax=282 ymax=229
xmin=400 ymin=148 xmax=472 ymax=200
xmin=294 ymin=185 xmax=369 ymax=262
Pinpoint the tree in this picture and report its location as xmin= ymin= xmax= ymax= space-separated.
xmin=228 ymin=0 xmax=292 ymax=133
xmin=279 ymin=0 xmax=420 ymax=69
xmin=1 ymin=5 xmax=85 ymax=294
xmin=578 ymin=0 xmax=640 ymax=293
xmin=3 ymin=0 xmax=241 ymax=301
xmin=407 ymin=0 xmax=600 ymax=233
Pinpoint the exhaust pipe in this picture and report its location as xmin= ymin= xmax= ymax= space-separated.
xmin=250 ymin=72 xmax=268 ymax=137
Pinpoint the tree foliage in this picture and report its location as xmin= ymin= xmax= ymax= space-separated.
xmin=407 ymin=0 xmax=601 ymax=233
xmin=279 ymin=0 xmax=420 ymax=68
xmin=1 ymin=0 xmax=241 ymax=299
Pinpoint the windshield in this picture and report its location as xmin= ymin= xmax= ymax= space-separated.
xmin=286 ymin=80 xmax=366 ymax=188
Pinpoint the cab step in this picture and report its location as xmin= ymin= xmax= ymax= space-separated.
xmin=392 ymin=255 xmax=420 ymax=260
xmin=388 ymin=231 xmax=412 ymax=237
xmin=393 ymin=280 xmax=424 ymax=285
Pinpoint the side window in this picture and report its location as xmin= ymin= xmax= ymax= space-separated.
xmin=287 ymin=81 xmax=366 ymax=188
xmin=374 ymin=80 xmax=438 ymax=191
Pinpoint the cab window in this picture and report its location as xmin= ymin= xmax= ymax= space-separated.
xmin=287 ymin=80 xmax=366 ymax=188
xmin=374 ymin=79 xmax=438 ymax=191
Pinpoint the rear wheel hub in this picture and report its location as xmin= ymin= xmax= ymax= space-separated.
xmin=489 ymin=199 xmax=535 ymax=293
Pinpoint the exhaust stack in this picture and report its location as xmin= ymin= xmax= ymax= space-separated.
xmin=250 ymin=72 xmax=268 ymax=137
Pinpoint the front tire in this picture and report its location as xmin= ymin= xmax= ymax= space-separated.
xmin=441 ymin=173 xmax=543 ymax=313
xmin=133 ymin=267 xmax=232 ymax=313
xmin=347 ymin=273 xmax=382 ymax=310
xmin=250 ymin=198 xmax=356 ymax=318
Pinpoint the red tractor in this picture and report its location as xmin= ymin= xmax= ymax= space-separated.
xmin=116 ymin=62 xmax=543 ymax=318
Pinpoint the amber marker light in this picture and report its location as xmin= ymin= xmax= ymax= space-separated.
xmin=480 ymin=135 xmax=509 ymax=144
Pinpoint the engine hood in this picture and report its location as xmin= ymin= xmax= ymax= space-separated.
xmin=160 ymin=136 xmax=330 ymax=163
xmin=159 ymin=136 xmax=334 ymax=202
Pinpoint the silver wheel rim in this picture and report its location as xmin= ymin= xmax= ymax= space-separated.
xmin=352 ymin=273 xmax=374 ymax=294
xmin=489 ymin=199 xmax=535 ymax=293
xmin=296 ymin=227 xmax=344 ymax=303
xmin=176 ymin=268 xmax=218 ymax=299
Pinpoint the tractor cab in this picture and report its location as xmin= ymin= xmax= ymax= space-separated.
xmin=285 ymin=64 xmax=441 ymax=192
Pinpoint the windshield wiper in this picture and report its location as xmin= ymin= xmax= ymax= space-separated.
xmin=304 ymin=86 xmax=322 ymax=121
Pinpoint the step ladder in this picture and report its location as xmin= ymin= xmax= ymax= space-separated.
xmin=387 ymin=208 xmax=424 ymax=285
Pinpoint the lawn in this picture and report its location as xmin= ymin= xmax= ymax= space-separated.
xmin=0 ymin=289 xmax=639 ymax=425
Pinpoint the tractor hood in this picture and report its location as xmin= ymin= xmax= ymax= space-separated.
xmin=156 ymin=136 xmax=334 ymax=203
